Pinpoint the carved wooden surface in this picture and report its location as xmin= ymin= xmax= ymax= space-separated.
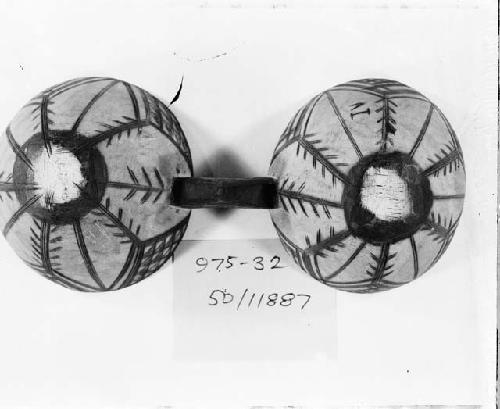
xmin=0 ymin=77 xmax=192 ymax=291
xmin=269 ymin=79 xmax=465 ymax=293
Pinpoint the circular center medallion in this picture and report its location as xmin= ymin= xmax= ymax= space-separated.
xmin=342 ymin=151 xmax=433 ymax=244
xmin=13 ymin=131 xmax=107 ymax=224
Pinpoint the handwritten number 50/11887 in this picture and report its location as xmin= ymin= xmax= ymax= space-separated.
xmin=195 ymin=255 xmax=285 ymax=273
xmin=208 ymin=289 xmax=312 ymax=310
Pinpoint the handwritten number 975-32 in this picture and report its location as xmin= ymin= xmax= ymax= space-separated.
xmin=195 ymin=255 xmax=285 ymax=273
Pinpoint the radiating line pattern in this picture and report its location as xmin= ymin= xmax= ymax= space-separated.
xmin=269 ymin=78 xmax=465 ymax=293
xmin=0 ymin=77 xmax=192 ymax=291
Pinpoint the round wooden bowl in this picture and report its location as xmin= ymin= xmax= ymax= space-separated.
xmin=269 ymin=78 xmax=465 ymax=293
xmin=0 ymin=77 xmax=192 ymax=291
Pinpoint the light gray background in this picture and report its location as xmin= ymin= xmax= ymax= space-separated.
xmin=0 ymin=0 xmax=496 ymax=408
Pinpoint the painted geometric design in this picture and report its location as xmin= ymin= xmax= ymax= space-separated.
xmin=0 ymin=77 xmax=192 ymax=291
xmin=269 ymin=78 xmax=465 ymax=293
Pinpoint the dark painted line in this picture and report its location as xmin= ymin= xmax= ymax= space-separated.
xmin=271 ymin=102 xmax=312 ymax=163
xmin=140 ymin=88 xmax=151 ymax=121
xmin=271 ymin=220 xmax=304 ymax=255
xmin=385 ymin=95 xmax=429 ymax=102
xmin=409 ymin=104 xmax=434 ymax=158
xmin=40 ymin=220 xmax=52 ymax=272
xmin=141 ymin=215 xmax=190 ymax=246
xmin=105 ymin=181 xmax=165 ymax=192
xmin=71 ymin=80 xmax=119 ymax=133
xmin=323 ymin=240 xmax=366 ymax=281
xmin=434 ymin=105 xmax=464 ymax=164
xmin=421 ymin=149 xmax=460 ymax=177
xmin=120 ymin=245 xmax=145 ymax=289
xmin=305 ymin=230 xmax=351 ymax=255
xmin=278 ymin=189 xmax=343 ymax=209
xmin=330 ymin=86 xmax=428 ymax=102
xmin=301 ymin=253 xmax=321 ymax=281
xmin=109 ymin=244 xmax=138 ymax=290
xmin=154 ymin=96 xmax=164 ymax=130
xmin=3 ymin=195 xmax=41 ymax=236
xmin=150 ymin=123 xmax=192 ymax=174
xmin=423 ymin=218 xmax=449 ymax=239
xmin=298 ymin=138 xmax=351 ymax=185
xmin=96 ymin=201 xmax=140 ymax=244
xmin=6 ymin=127 xmax=33 ymax=170
xmin=330 ymin=86 xmax=384 ymax=98
xmin=409 ymin=236 xmax=419 ymax=279
xmin=270 ymin=135 xmax=300 ymax=164
xmin=378 ymin=98 xmax=390 ymax=153
xmin=49 ymin=77 xmax=114 ymax=98
xmin=324 ymin=91 xmax=363 ymax=158
xmin=371 ymin=242 xmax=390 ymax=283
xmin=38 ymin=223 xmax=100 ymax=292
xmin=40 ymin=96 xmax=52 ymax=155
xmin=72 ymin=220 xmax=106 ymax=289
xmin=123 ymin=82 xmax=141 ymax=121
xmin=74 ymin=120 xmax=149 ymax=153
xmin=301 ymin=94 xmax=323 ymax=137
xmin=51 ymin=78 xmax=115 ymax=98
xmin=271 ymin=94 xmax=323 ymax=164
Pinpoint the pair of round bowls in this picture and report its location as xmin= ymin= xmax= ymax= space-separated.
xmin=0 ymin=77 xmax=465 ymax=293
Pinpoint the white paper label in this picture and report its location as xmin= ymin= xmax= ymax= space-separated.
xmin=172 ymin=238 xmax=337 ymax=362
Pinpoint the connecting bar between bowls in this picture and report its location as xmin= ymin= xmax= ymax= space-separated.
xmin=171 ymin=177 xmax=279 ymax=209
